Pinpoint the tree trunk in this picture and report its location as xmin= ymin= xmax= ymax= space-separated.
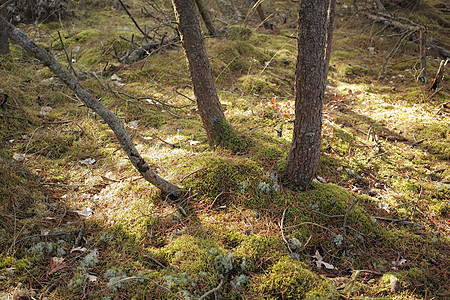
xmin=253 ymin=0 xmax=273 ymax=30
xmin=194 ymin=0 xmax=217 ymax=36
xmin=0 ymin=1 xmax=9 ymax=55
xmin=172 ymin=0 xmax=226 ymax=147
xmin=286 ymin=0 xmax=334 ymax=190
xmin=0 ymin=16 xmax=183 ymax=198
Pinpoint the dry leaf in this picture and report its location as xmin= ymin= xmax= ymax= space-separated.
xmin=48 ymin=257 xmax=67 ymax=275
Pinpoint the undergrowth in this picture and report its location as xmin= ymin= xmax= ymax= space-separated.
xmin=1 ymin=0 xmax=449 ymax=299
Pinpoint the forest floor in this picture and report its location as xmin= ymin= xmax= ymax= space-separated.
xmin=0 ymin=0 xmax=449 ymax=299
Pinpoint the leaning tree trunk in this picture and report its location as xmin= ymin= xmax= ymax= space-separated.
xmin=172 ymin=0 xmax=226 ymax=147
xmin=286 ymin=0 xmax=335 ymax=190
xmin=0 ymin=1 xmax=9 ymax=54
xmin=0 ymin=16 xmax=183 ymax=198
xmin=194 ymin=0 xmax=217 ymax=36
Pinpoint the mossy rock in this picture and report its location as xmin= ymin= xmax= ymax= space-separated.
xmin=255 ymin=258 xmax=337 ymax=299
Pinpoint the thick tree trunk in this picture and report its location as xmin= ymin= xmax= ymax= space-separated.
xmin=287 ymin=0 xmax=334 ymax=190
xmin=194 ymin=0 xmax=217 ymax=36
xmin=172 ymin=0 xmax=226 ymax=147
xmin=0 ymin=1 xmax=9 ymax=55
xmin=0 ymin=16 xmax=183 ymax=198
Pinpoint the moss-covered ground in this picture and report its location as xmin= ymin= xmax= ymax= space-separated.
xmin=0 ymin=0 xmax=448 ymax=299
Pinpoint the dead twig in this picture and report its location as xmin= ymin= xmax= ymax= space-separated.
xmin=180 ymin=168 xmax=204 ymax=183
xmin=280 ymin=208 xmax=294 ymax=255
xmin=117 ymin=0 xmax=152 ymax=41
xmin=342 ymin=198 xmax=359 ymax=243
xmin=198 ymin=278 xmax=224 ymax=300
xmin=373 ymin=216 xmax=422 ymax=227
xmin=58 ymin=31 xmax=79 ymax=79
xmin=13 ymin=229 xmax=81 ymax=246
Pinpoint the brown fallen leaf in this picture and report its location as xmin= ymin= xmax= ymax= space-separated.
xmin=48 ymin=257 xmax=67 ymax=275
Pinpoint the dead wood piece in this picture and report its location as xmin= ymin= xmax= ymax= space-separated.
xmin=121 ymin=36 xmax=179 ymax=64
xmin=428 ymin=59 xmax=447 ymax=91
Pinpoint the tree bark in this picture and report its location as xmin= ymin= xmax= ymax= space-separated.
xmin=0 ymin=16 xmax=183 ymax=198
xmin=194 ymin=0 xmax=217 ymax=36
xmin=287 ymin=0 xmax=334 ymax=190
xmin=172 ymin=0 xmax=226 ymax=147
xmin=0 ymin=1 xmax=9 ymax=55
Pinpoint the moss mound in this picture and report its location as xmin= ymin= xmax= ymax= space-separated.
xmin=256 ymin=258 xmax=337 ymax=299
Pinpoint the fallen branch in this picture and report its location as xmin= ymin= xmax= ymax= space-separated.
xmin=428 ymin=59 xmax=448 ymax=91
xmin=0 ymin=16 xmax=183 ymax=198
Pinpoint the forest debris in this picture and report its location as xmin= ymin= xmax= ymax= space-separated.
xmin=48 ymin=257 xmax=67 ymax=275
xmin=312 ymin=250 xmax=335 ymax=270
xmin=428 ymin=59 xmax=448 ymax=91
xmin=79 ymin=158 xmax=95 ymax=165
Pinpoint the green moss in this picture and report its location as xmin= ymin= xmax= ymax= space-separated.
xmin=234 ymin=234 xmax=283 ymax=273
xmin=0 ymin=256 xmax=15 ymax=268
xmin=227 ymin=25 xmax=252 ymax=40
xmin=184 ymin=155 xmax=263 ymax=199
xmin=74 ymin=29 xmax=103 ymax=43
xmin=341 ymin=64 xmax=370 ymax=77
xmin=256 ymin=258 xmax=336 ymax=299
xmin=239 ymin=75 xmax=277 ymax=95
xmin=215 ymin=119 xmax=251 ymax=153
xmin=15 ymin=258 xmax=32 ymax=273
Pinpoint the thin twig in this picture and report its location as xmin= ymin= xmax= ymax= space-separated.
xmin=180 ymin=168 xmax=204 ymax=183
xmin=342 ymin=198 xmax=359 ymax=239
xmin=58 ymin=31 xmax=79 ymax=78
xmin=13 ymin=229 xmax=81 ymax=246
xmin=117 ymin=0 xmax=152 ymax=41
xmin=198 ymin=278 xmax=224 ymax=300
xmin=373 ymin=216 xmax=422 ymax=227
xmin=280 ymin=208 xmax=294 ymax=254
xmin=284 ymin=222 xmax=334 ymax=233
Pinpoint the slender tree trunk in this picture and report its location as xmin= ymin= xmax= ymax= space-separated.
xmin=172 ymin=0 xmax=226 ymax=147
xmin=0 ymin=16 xmax=183 ymax=198
xmin=253 ymin=0 xmax=273 ymax=30
xmin=0 ymin=1 xmax=9 ymax=55
xmin=418 ymin=28 xmax=427 ymax=83
xmin=194 ymin=0 xmax=217 ymax=36
xmin=287 ymin=0 xmax=334 ymax=190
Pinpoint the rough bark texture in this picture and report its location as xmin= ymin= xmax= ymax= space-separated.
xmin=194 ymin=0 xmax=217 ymax=36
xmin=172 ymin=0 xmax=225 ymax=146
xmin=0 ymin=16 xmax=182 ymax=197
xmin=0 ymin=1 xmax=9 ymax=54
xmin=287 ymin=0 xmax=333 ymax=190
